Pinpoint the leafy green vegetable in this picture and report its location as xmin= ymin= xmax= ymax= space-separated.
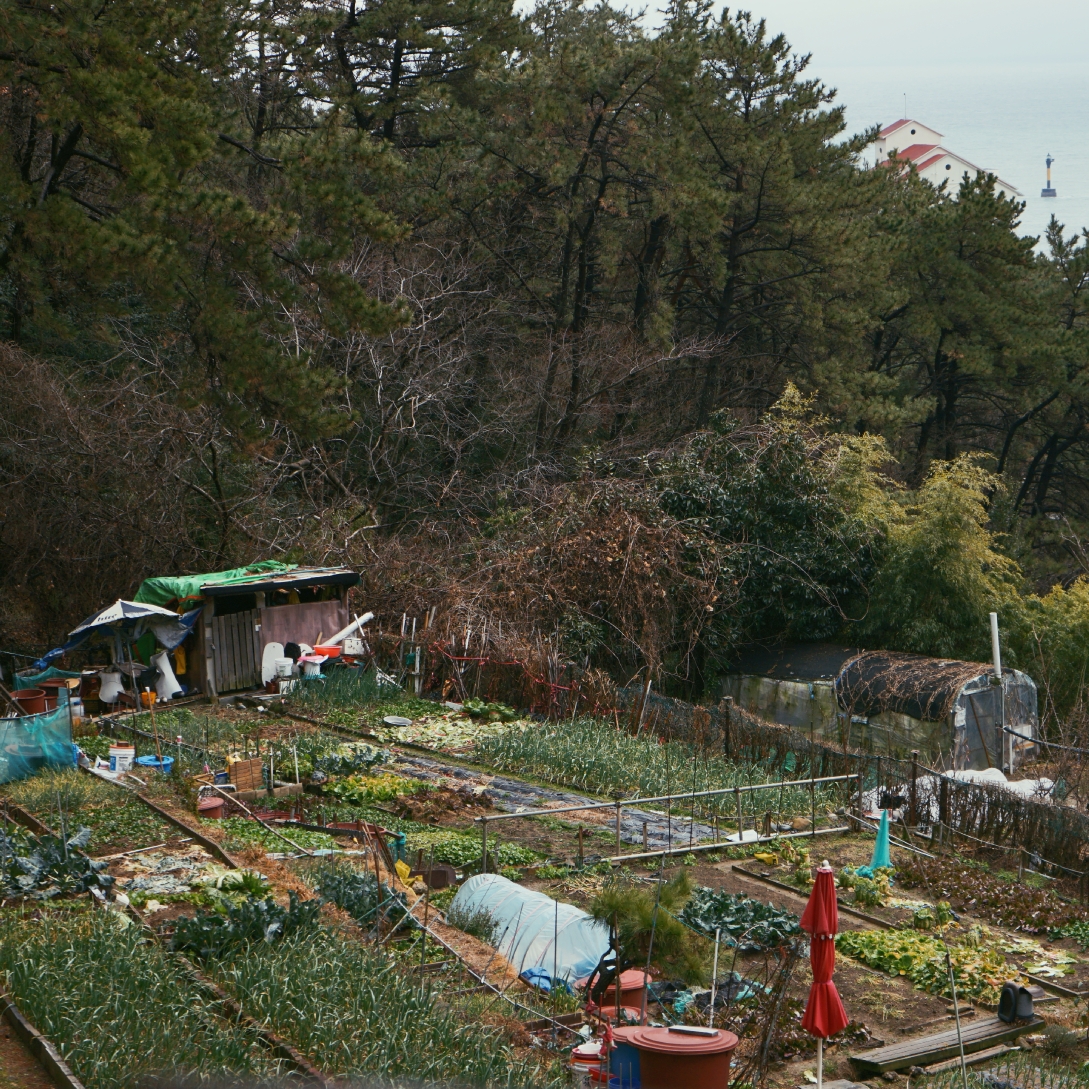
xmin=1051 ymin=918 xmax=1089 ymax=948
xmin=404 ymin=827 xmax=539 ymax=869
xmin=322 ymin=772 xmax=425 ymax=805
xmin=461 ymin=698 xmax=518 ymax=721
xmin=314 ymin=861 xmax=410 ymax=928
xmin=837 ymin=928 xmax=1011 ymax=1003
xmin=219 ymin=818 xmax=337 ymax=853
xmin=168 ymin=892 xmax=322 ymax=959
xmin=0 ymin=824 xmax=114 ymax=899
xmin=679 ymin=888 xmax=801 ymax=951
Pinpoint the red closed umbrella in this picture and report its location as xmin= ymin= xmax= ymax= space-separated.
xmin=800 ymin=861 xmax=848 ymax=1089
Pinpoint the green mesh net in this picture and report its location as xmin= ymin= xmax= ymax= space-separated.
xmin=0 ymin=703 xmax=75 ymax=784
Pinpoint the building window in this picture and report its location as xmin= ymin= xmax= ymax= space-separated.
xmin=910 ymin=128 xmax=916 ymax=134
xmin=946 ymin=163 xmax=951 ymax=170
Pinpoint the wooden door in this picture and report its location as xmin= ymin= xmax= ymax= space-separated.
xmin=211 ymin=609 xmax=262 ymax=692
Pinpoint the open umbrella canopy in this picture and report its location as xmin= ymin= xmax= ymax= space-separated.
xmin=30 ymin=600 xmax=201 ymax=672
xmin=800 ymin=863 xmax=849 ymax=1040
xmin=69 ymin=599 xmax=179 ymax=637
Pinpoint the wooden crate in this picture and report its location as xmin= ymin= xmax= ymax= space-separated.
xmin=229 ymin=758 xmax=264 ymax=793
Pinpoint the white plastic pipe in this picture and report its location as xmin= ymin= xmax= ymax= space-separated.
xmin=989 ymin=612 xmax=1002 ymax=677
xmin=326 ymin=611 xmax=374 ymax=646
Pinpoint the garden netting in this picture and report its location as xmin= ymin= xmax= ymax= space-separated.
xmin=0 ymin=703 xmax=75 ymax=784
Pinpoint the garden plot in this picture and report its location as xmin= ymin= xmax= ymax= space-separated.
xmin=1 ymin=766 xmax=178 ymax=856
xmin=0 ymin=908 xmax=283 ymax=1088
xmin=472 ymin=718 xmax=844 ymax=820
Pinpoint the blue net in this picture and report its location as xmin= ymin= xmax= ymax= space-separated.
xmin=0 ymin=703 xmax=75 ymax=784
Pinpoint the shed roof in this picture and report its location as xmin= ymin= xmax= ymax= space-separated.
xmin=135 ymin=562 xmax=359 ymax=607
xmin=834 ymin=650 xmax=992 ymax=721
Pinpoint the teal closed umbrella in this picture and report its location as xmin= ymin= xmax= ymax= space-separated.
xmin=869 ymin=809 xmax=891 ymax=871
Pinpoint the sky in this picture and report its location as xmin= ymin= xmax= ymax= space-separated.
xmin=726 ymin=0 xmax=1089 ymax=245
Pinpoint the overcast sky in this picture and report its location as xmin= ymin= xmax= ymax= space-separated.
xmin=720 ymin=0 xmax=1087 ymax=73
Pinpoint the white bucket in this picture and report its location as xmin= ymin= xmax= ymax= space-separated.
xmin=109 ymin=745 xmax=135 ymax=773
xmin=275 ymin=657 xmax=294 ymax=679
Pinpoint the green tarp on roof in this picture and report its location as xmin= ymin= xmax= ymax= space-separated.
xmin=133 ymin=561 xmax=297 ymax=608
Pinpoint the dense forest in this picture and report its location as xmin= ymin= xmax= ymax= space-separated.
xmin=4 ymin=0 xmax=1089 ymax=726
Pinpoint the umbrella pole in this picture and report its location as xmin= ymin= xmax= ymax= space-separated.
xmin=817 ymin=1037 xmax=823 ymax=1089
xmin=126 ymin=640 xmax=141 ymax=726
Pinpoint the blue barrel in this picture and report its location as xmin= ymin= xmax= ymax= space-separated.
xmin=134 ymin=754 xmax=174 ymax=775
xmin=611 ymin=1031 xmax=641 ymax=1088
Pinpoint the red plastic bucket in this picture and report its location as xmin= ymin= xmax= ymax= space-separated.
xmin=628 ymin=1026 xmax=738 ymax=1089
xmin=13 ymin=689 xmax=46 ymax=716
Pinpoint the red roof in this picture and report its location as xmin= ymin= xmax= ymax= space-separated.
xmin=879 ymin=119 xmax=944 ymax=140
xmin=879 ymin=119 xmax=909 ymax=137
xmin=914 ymin=153 xmax=946 ymax=172
xmin=890 ymin=143 xmax=938 ymax=162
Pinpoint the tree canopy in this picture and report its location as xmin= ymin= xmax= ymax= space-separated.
xmin=4 ymin=0 xmax=1089 ymax=720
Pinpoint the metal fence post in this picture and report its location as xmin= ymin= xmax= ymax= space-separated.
xmin=615 ymin=799 xmax=622 ymax=856
xmin=909 ymin=750 xmax=919 ymax=828
xmin=734 ymin=785 xmax=743 ymax=840
xmin=480 ymin=817 xmax=488 ymax=874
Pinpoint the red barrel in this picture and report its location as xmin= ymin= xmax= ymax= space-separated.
xmin=39 ymin=679 xmax=71 ymax=709
xmin=197 ymin=796 xmax=225 ymax=820
xmin=602 ymin=969 xmax=651 ymax=1012
xmin=628 ymin=1026 xmax=738 ymax=1089
xmin=13 ymin=689 xmax=46 ymax=716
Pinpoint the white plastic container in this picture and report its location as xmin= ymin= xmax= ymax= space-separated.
xmin=108 ymin=745 xmax=135 ymax=773
xmin=275 ymin=657 xmax=294 ymax=679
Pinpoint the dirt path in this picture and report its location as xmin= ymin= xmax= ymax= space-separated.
xmin=0 ymin=1023 xmax=53 ymax=1089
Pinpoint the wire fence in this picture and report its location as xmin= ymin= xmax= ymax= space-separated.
xmin=370 ymin=634 xmax=1089 ymax=873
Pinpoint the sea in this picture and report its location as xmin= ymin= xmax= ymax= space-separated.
xmin=830 ymin=63 xmax=1089 ymax=252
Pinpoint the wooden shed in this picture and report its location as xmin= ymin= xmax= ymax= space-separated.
xmin=134 ymin=562 xmax=361 ymax=698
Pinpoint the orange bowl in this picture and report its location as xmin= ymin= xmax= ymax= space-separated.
xmin=313 ymin=645 xmax=342 ymax=658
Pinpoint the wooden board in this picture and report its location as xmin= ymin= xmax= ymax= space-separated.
xmin=850 ymin=1016 xmax=1043 ymax=1074
xmin=229 ymin=758 xmax=264 ymax=792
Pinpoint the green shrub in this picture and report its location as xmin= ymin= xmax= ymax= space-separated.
xmin=447 ymin=902 xmax=499 ymax=944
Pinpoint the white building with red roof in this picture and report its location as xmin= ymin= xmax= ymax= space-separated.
xmin=873 ymin=119 xmax=1022 ymax=200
